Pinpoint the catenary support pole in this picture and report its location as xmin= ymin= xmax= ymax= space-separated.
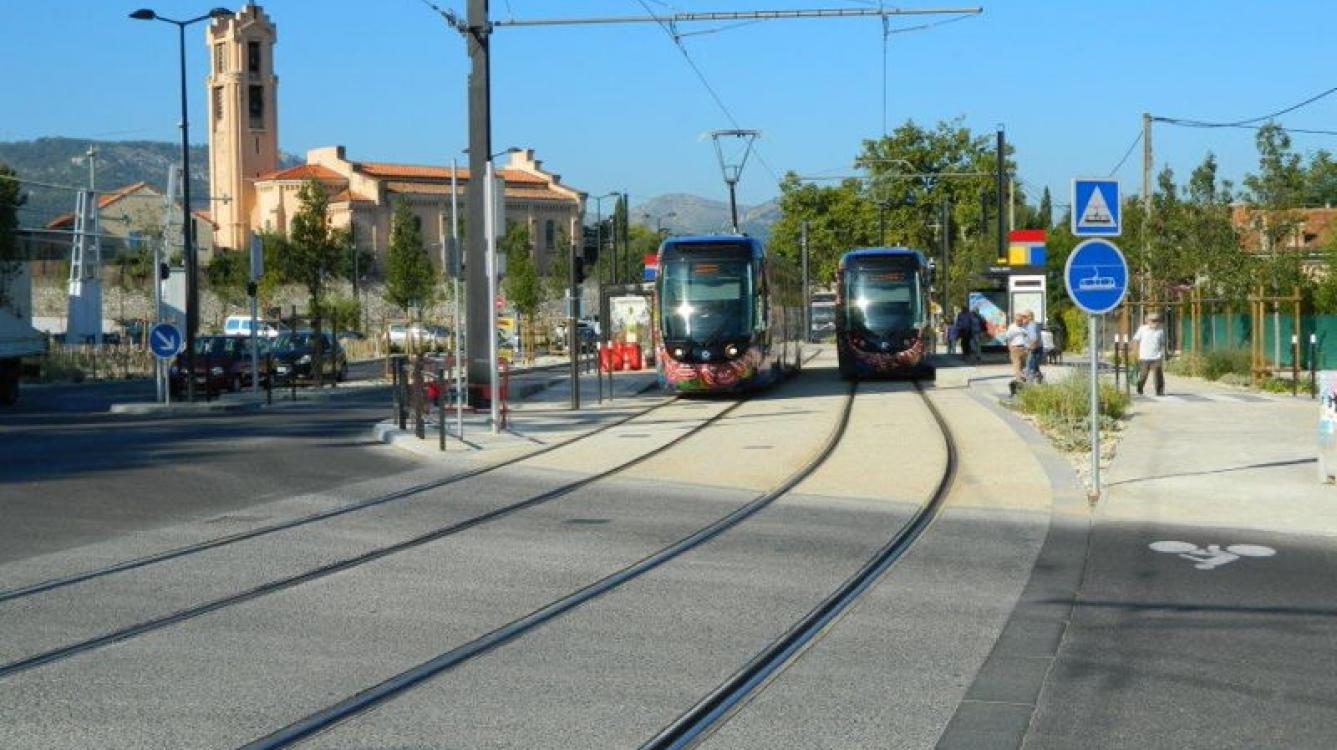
xmin=996 ymin=126 xmax=1005 ymax=263
xmin=486 ymin=161 xmax=500 ymax=434
xmin=451 ymin=158 xmax=464 ymax=441
xmin=800 ymin=221 xmax=809 ymax=338
xmin=569 ymin=225 xmax=580 ymax=410
xmin=465 ymin=0 xmax=492 ymax=415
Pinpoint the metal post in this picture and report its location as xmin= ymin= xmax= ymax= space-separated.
xmin=940 ymin=198 xmax=950 ymax=334
xmin=622 ymin=191 xmax=630 ymax=283
xmin=177 ymin=21 xmax=197 ymax=405
xmin=154 ymin=226 xmax=164 ymax=403
xmin=996 ymin=126 xmax=1006 ymax=263
xmin=465 ymin=0 xmax=493 ymax=416
xmin=438 ymin=365 xmax=447 ymax=451
xmin=1311 ymin=333 xmax=1319 ymax=399
xmin=486 ymin=161 xmax=500 ymax=434
xmin=569 ymin=222 xmax=580 ymax=410
xmin=801 ymin=221 xmax=810 ymax=339
xmin=413 ymin=356 xmax=425 ymax=440
xmin=451 ymin=158 xmax=464 ymax=441
xmin=1089 ymin=314 xmax=1100 ymax=500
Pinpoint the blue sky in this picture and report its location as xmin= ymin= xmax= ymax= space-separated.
xmin=3 ymin=0 xmax=1336 ymax=211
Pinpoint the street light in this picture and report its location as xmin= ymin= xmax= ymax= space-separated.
xmin=646 ymin=211 xmax=677 ymax=236
xmin=590 ymin=192 xmax=620 ymax=284
xmin=130 ymin=5 xmax=231 ymax=403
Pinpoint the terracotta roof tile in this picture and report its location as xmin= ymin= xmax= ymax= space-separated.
xmin=330 ymin=189 xmax=374 ymax=203
xmin=255 ymin=164 xmax=345 ymax=182
xmin=45 ymin=181 xmax=158 ymax=228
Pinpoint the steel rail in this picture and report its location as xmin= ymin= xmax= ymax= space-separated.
xmin=0 ymin=397 xmax=747 ymax=681
xmin=236 ymin=380 xmax=858 ymax=750
xmin=639 ymin=381 xmax=957 ymax=749
xmin=0 ymin=396 xmax=676 ymax=605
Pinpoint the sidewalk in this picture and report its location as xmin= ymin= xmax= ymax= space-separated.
xmin=371 ymin=368 xmax=664 ymax=464
xmin=1024 ymin=368 xmax=1337 ymax=748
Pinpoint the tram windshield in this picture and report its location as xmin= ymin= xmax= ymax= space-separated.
xmin=660 ymin=258 xmax=753 ymax=342
xmin=845 ymin=263 xmax=921 ymax=333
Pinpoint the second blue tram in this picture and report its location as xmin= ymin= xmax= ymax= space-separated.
xmin=835 ymin=247 xmax=935 ymax=380
xmin=654 ymin=235 xmax=803 ymax=394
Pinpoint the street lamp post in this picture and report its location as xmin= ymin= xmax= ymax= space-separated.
xmin=588 ymin=192 xmax=619 ymax=403
xmin=462 ymin=146 xmax=519 ymax=433
xmin=130 ymin=6 xmax=231 ymax=403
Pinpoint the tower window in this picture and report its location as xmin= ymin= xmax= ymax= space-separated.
xmin=248 ymin=41 xmax=261 ymax=75
xmin=214 ymin=43 xmax=225 ymax=74
xmin=212 ymin=86 xmax=223 ymax=122
xmin=248 ymin=85 xmax=264 ymax=128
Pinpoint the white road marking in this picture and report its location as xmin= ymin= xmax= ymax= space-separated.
xmin=1149 ymin=540 xmax=1276 ymax=570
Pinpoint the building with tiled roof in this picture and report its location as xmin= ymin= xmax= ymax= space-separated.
xmin=44 ymin=180 xmax=215 ymax=258
xmin=1231 ymin=203 xmax=1337 ymax=258
xmin=207 ymin=5 xmax=584 ymax=275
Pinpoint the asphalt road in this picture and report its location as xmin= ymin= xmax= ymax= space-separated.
xmin=0 ymin=385 xmax=419 ymax=563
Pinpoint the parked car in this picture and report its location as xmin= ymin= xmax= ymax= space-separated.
xmin=170 ymin=335 xmax=268 ymax=396
xmin=222 ymin=315 xmax=287 ymax=338
xmin=385 ymin=322 xmax=450 ymax=352
xmin=270 ymin=331 xmax=347 ymax=383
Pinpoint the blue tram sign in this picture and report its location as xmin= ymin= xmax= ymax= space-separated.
xmin=1072 ymin=178 xmax=1121 ymax=237
xmin=1064 ymin=239 xmax=1129 ymax=314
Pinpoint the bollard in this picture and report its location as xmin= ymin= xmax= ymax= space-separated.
xmin=391 ymin=356 xmax=401 ymax=424
xmin=397 ymin=357 xmax=408 ymax=431
xmin=266 ymin=354 xmax=273 ymax=405
xmin=413 ymin=355 xmax=425 ymax=440
xmin=437 ymin=365 xmax=446 ymax=452
xmin=1312 ymin=337 xmax=1320 ymax=400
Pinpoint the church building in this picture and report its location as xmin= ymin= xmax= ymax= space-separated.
xmin=205 ymin=4 xmax=585 ymax=274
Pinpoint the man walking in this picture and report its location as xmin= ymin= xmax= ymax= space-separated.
xmin=1022 ymin=309 xmax=1044 ymax=381
xmin=1006 ymin=312 xmax=1030 ymax=383
xmin=1132 ymin=312 xmax=1167 ymax=396
xmin=954 ymin=306 xmax=977 ymax=361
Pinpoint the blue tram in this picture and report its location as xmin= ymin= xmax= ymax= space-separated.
xmin=653 ymin=235 xmax=803 ymax=394
xmin=835 ymin=247 xmax=935 ymax=380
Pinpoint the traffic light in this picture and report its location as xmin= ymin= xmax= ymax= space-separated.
xmin=573 ymin=256 xmax=586 ymax=285
xmin=159 ymin=262 xmax=170 ymax=280
xmin=582 ymin=226 xmax=599 ymax=264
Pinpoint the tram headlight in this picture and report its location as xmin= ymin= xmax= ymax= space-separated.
xmin=725 ymin=344 xmax=739 ymax=358
xmin=673 ymin=347 xmax=685 ymax=359
xmin=879 ymin=341 xmax=891 ymax=352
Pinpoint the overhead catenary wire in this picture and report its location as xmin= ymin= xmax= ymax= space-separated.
xmin=1154 ymin=84 xmax=1337 ymax=129
xmin=631 ymin=0 xmax=781 ymax=183
xmin=1108 ymin=130 xmax=1143 ymax=176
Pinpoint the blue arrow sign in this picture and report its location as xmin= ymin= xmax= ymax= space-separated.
xmin=1064 ymin=239 xmax=1129 ymax=314
xmin=149 ymin=322 xmax=184 ymax=359
xmin=1072 ymin=178 xmax=1121 ymax=236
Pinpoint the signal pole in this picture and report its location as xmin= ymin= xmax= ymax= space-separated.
xmin=996 ymin=125 xmax=1006 ymax=263
xmin=1142 ymin=111 xmax=1153 ymax=301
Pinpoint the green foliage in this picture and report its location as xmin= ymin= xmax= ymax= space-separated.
xmin=1011 ymin=375 xmax=1130 ymax=452
xmin=319 ymin=295 xmax=361 ymax=333
xmin=205 ymin=249 xmax=249 ymax=312
xmin=275 ymin=179 xmax=347 ymax=384
xmin=1201 ymin=348 xmax=1251 ymax=381
xmin=0 ymin=161 xmax=24 ymax=312
xmin=384 ymin=198 xmax=435 ymax=315
xmin=1059 ymin=305 xmax=1087 ymax=352
xmin=501 ymin=222 xmax=540 ymax=317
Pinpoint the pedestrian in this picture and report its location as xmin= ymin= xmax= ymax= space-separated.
xmin=971 ymin=308 xmax=987 ymax=362
xmin=1132 ymin=311 xmax=1167 ymax=396
xmin=954 ymin=306 xmax=977 ymax=361
xmin=1005 ymin=312 xmax=1030 ymax=383
xmin=1022 ymin=309 xmax=1044 ymax=381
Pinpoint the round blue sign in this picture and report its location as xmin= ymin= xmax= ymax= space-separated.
xmin=148 ymin=322 xmax=184 ymax=359
xmin=1064 ymin=239 xmax=1129 ymax=314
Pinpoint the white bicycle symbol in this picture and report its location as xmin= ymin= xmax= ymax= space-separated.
xmin=1149 ymin=541 xmax=1276 ymax=570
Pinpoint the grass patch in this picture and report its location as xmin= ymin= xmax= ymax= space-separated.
xmin=1009 ymin=374 xmax=1130 ymax=452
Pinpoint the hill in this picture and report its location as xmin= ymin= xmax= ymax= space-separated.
xmin=0 ymin=137 xmax=299 ymax=228
xmin=634 ymin=192 xmax=780 ymax=240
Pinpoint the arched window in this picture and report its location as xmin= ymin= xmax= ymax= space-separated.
xmin=545 ymin=220 xmax=555 ymax=251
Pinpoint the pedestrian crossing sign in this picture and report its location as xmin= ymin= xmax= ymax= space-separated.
xmin=1072 ymin=178 xmax=1121 ymax=237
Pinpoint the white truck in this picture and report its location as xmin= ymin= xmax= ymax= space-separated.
xmin=0 ymin=263 xmax=46 ymax=405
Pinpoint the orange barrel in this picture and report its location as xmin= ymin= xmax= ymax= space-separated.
xmin=599 ymin=343 xmax=613 ymax=372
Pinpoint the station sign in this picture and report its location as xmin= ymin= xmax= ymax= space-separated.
xmin=1072 ymin=178 xmax=1121 ymax=237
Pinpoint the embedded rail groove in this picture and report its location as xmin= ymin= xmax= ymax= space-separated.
xmin=0 ymin=399 xmax=743 ymax=681
xmin=639 ymin=381 xmax=958 ymax=750
xmin=236 ymin=379 xmax=857 ymax=750
xmin=0 ymin=397 xmax=676 ymax=606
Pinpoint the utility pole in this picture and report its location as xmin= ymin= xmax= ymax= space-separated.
xmin=568 ymin=217 xmax=580 ymax=410
xmin=996 ymin=125 xmax=1006 ymax=264
xmin=801 ymin=220 xmax=809 ymax=337
xmin=622 ymin=191 xmax=630 ymax=284
xmin=465 ymin=0 xmax=492 ymax=409
xmin=940 ymin=197 xmax=950 ymax=320
xmin=1141 ymin=111 xmax=1153 ymax=302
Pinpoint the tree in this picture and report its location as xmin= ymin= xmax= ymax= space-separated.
xmin=501 ymin=222 xmax=540 ymax=360
xmin=1037 ymin=187 xmax=1053 ymax=229
xmin=205 ymin=249 xmax=249 ymax=317
xmin=0 ymin=162 xmax=24 ymax=313
xmin=278 ymin=179 xmax=347 ymax=387
xmin=384 ymin=198 xmax=435 ymax=317
xmin=1305 ymin=149 xmax=1337 ymax=207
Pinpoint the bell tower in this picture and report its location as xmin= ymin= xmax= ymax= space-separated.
xmin=206 ymin=4 xmax=278 ymax=250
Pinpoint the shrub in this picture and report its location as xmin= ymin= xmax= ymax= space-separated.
xmin=1164 ymin=354 xmax=1200 ymax=377
xmin=1201 ymin=348 xmax=1251 ymax=381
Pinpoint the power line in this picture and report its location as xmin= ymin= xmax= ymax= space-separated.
xmin=631 ymin=0 xmax=782 ymax=183
xmin=1154 ymin=84 xmax=1337 ymax=129
xmin=1153 ymin=118 xmax=1337 ymax=137
xmin=1108 ymin=130 xmax=1143 ymax=176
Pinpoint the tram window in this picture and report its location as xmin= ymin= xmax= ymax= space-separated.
xmin=660 ymin=259 xmax=753 ymax=341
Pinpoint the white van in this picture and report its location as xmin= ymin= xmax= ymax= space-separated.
xmin=222 ymin=315 xmax=285 ymax=338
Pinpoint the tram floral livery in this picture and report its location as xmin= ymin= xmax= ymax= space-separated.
xmin=654 ymin=236 xmax=804 ymax=394
xmin=835 ymin=247 xmax=935 ymax=380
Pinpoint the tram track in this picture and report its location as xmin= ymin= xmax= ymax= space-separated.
xmin=0 ymin=396 xmax=753 ymax=681
xmin=0 ymin=396 xmax=677 ymax=606
xmin=236 ymin=380 xmax=859 ymax=750
xmin=640 ymin=381 xmax=958 ymax=750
